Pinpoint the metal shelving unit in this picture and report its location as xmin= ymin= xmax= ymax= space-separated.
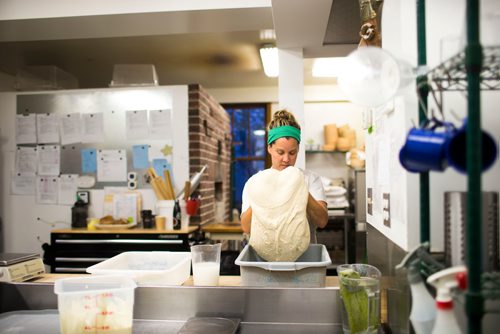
xmin=416 ymin=1 xmax=500 ymax=332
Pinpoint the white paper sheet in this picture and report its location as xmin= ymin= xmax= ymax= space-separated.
xmin=377 ymin=138 xmax=391 ymax=186
xmin=16 ymin=114 xmax=37 ymax=144
xmin=37 ymin=145 xmax=61 ymax=176
xmin=97 ymin=149 xmax=127 ymax=182
xmin=36 ymin=176 xmax=59 ymax=204
xmin=11 ymin=173 xmax=35 ymax=195
xmin=36 ymin=113 xmax=60 ymax=144
xmin=81 ymin=112 xmax=105 ymax=143
xmin=126 ymin=110 xmax=149 ymax=140
xmin=149 ymin=143 xmax=173 ymax=162
xmin=58 ymin=174 xmax=78 ymax=205
xmin=113 ymin=193 xmax=138 ymax=224
xmin=59 ymin=113 xmax=82 ymax=145
xmin=149 ymin=109 xmax=173 ymax=140
xmin=15 ymin=146 xmax=37 ymax=174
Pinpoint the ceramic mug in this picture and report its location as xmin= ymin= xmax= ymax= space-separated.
xmin=399 ymin=121 xmax=456 ymax=173
xmin=445 ymin=119 xmax=498 ymax=174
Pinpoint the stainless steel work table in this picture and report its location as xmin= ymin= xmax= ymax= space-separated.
xmin=1 ymin=275 xmax=349 ymax=333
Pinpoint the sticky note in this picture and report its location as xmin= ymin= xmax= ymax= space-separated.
xmin=152 ymin=159 xmax=172 ymax=179
xmin=133 ymin=145 xmax=149 ymax=169
xmin=81 ymin=148 xmax=97 ymax=173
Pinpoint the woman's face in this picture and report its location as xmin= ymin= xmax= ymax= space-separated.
xmin=267 ymin=137 xmax=299 ymax=171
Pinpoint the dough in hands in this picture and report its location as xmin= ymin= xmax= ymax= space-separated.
xmin=247 ymin=166 xmax=310 ymax=261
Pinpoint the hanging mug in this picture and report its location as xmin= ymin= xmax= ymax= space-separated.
xmin=399 ymin=120 xmax=457 ymax=173
xmin=445 ymin=119 xmax=498 ymax=174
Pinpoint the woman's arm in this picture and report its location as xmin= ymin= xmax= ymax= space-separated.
xmin=240 ymin=207 xmax=252 ymax=234
xmin=306 ymin=194 xmax=328 ymax=228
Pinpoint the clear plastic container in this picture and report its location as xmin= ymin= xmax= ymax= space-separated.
xmin=54 ymin=275 xmax=137 ymax=334
xmin=235 ymin=244 xmax=331 ymax=287
xmin=337 ymin=263 xmax=381 ymax=334
xmin=86 ymin=251 xmax=191 ymax=286
xmin=109 ymin=64 xmax=158 ymax=87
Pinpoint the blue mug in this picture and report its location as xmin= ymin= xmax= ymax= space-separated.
xmin=446 ymin=120 xmax=498 ymax=174
xmin=399 ymin=121 xmax=456 ymax=173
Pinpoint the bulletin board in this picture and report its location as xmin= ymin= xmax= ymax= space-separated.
xmin=14 ymin=87 xmax=189 ymax=195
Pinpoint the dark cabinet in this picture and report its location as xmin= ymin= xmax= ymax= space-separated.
xmin=46 ymin=228 xmax=197 ymax=273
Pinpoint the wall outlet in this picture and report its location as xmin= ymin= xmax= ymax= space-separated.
xmin=383 ymin=192 xmax=390 ymax=227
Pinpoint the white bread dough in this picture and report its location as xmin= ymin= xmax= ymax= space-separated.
xmin=247 ymin=166 xmax=310 ymax=261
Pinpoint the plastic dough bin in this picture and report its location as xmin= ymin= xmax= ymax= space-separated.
xmin=235 ymin=244 xmax=332 ymax=287
xmin=86 ymin=251 xmax=191 ymax=286
xmin=54 ymin=275 xmax=136 ymax=334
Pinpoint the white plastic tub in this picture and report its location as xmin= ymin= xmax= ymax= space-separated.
xmin=86 ymin=251 xmax=191 ymax=286
xmin=235 ymin=244 xmax=332 ymax=287
xmin=54 ymin=275 xmax=136 ymax=334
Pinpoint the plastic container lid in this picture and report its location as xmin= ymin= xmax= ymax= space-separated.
xmin=54 ymin=274 xmax=137 ymax=295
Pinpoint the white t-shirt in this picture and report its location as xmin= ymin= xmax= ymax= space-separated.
xmin=241 ymin=168 xmax=326 ymax=243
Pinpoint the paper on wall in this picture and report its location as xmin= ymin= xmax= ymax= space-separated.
xmin=81 ymin=148 xmax=97 ymax=173
xmin=132 ymin=144 xmax=150 ymax=169
xmin=16 ymin=114 xmax=37 ymax=144
xmin=103 ymin=187 xmax=141 ymax=224
xmin=36 ymin=113 xmax=59 ymax=144
xmin=97 ymin=149 xmax=127 ymax=182
xmin=59 ymin=113 xmax=82 ymax=145
xmin=59 ymin=174 xmax=78 ymax=205
xmin=149 ymin=109 xmax=173 ymax=140
xmin=37 ymin=145 xmax=61 ymax=176
xmin=113 ymin=192 xmax=139 ymax=224
xmin=149 ymin=143 xmax=173 ymax=162
xmin=377 ymin=138 xmax=390 ymax=186
xmin=36 ymin=176 xmax=59 ymax=204
xmin=81 ymin=112 xmax=105 ymax=143
xmin=11 ymin=173 xmax=35 ymax=195
xmin=126 ymin=110 xmax=149 ymax=140
xmin=15 ymin=146 xmax=37 ymax=174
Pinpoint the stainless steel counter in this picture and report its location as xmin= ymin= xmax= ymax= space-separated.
xmin=1 ymin=281 xmax=343 ymax=333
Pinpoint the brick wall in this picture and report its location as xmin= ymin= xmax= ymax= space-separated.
xmin=188 ymin=84 xmax=232 ymax=225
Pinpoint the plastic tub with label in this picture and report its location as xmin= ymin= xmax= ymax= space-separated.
xmin=54 ymin=275 xmax=137 ymax=334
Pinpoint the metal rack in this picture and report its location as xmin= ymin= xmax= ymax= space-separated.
xmin=416 ymin=0 xmax=500 ymax=332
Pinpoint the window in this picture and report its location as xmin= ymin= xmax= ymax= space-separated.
xmin=224 ymin=104 xmax=268 ymax=213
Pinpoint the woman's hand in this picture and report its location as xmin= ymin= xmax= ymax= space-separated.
xmin=306 ymin=194 xmax=328 ymax=228
xmin=240 ymin=207 xmax=252 ymax=234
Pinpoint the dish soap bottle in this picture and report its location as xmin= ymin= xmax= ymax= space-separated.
xmin=427 ymin=265 xmax=467 ymax=334
xmin=173 ymin=199 xmax=181 ymax=230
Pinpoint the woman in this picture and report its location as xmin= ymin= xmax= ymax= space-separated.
xmin=240 ymin=109 xmax=328 ymax=243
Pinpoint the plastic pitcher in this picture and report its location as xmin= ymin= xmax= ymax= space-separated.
xmin=54 ymin=275 xmax=137 ymax=334
xmin=337 ymin=264 xmax=381 ymax=334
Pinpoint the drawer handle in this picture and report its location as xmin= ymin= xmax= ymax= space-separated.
xmin=54 ymin=267 xmax=87 ymax=273
xmin=55 ymin=257 xmax=109 ymax=262
xmin=55 ymin=239 xmax=183 ymax=244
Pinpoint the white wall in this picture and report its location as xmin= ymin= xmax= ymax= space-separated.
xmin=0 ymin=86 xmax=189 ymax=255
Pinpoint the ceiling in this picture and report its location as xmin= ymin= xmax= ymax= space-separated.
xmin=0 ymin=0 xmax=361 ymax=90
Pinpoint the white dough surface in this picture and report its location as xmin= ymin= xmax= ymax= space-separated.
xmin=247 ymin=166 xmax=310 ymax=261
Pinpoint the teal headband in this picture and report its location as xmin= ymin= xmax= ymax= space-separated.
xmin=267 ymin=125 xmax=301 ymax=145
